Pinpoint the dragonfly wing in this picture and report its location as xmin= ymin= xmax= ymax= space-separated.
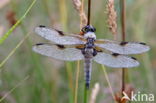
xmin=33 ymin=43 xmax=84 ymax=61
xmin=93 ymin=52 xmax=139 ymax=68
xmin=35 ymin=25 xmax=85 ymax=45
xmin=95 ymin=39 xmax=150 ymax=55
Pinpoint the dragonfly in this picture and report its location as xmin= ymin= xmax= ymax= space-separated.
xmin=32 ymin=25 xmax=150 ymax=89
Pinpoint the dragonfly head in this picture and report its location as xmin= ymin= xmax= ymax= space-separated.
xmin=82 ymin=25 xmax=96 ymax=39
xmin=81 ymin=25 xmax=96 ymax=33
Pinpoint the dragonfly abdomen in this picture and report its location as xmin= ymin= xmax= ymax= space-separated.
xmin=84 ymin=58 xmax=92 ymax=89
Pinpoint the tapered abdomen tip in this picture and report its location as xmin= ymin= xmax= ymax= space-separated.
xmin=85 ymin=83 xmax=90 ymax=89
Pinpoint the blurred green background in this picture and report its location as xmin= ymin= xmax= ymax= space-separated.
xmin=0 ymin=0 xmax=156 ymax=103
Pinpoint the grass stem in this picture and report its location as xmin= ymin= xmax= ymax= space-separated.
xmin=0 ymin=32 xmax=31 ymax=69
xmin=120 ymin=0 xmax=127 ymax=95
xmin=84 ymin=85 xmax=89 ymax=103
xmin=0 ymin=0 xmax=36 ymax=44
xmin=74 ymin=61 xmax=80 ymax=103
xmin=0 ymin=76 xmax=29 ymax=102
xmin=87 ymin=0 xmax=91 ymax=25
xmin=101 ymin=65 xmax=116 ymax=101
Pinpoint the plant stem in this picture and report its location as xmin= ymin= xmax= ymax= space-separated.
xmin=0 ymin=32 xmax=30 ymax=69
xmin=120 ymin=0 xmax=126 ymax=95
xmin=41 ymin=0 xmax=51 ymax=18
xmin=101 ymin=65 xmax=115 ymax=101
xmin=0 ymin=0 xmax=36 ymax=44
xmin=87 ymin=0 xmax=91 ymax=25
xmin=120 ymin=0 xmax=126 ymax=41
xmin=66 ymin=62 xmax=74 ymax=103
xmin=74 ymin=61 xmax=80 ymax=103
xmin=121 ymin=69 xmax=125 ymax=94
xmin=84 ymin=86 xmax=89 ymax=103
xmin=0 ymin=76 xmax=29 ymax=102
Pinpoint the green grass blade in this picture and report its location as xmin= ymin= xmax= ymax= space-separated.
xmin=74 ymin=61 xmax=80 ymax=103
xmin=101 ymin=65 xmax=116 ymax=102
xmin=83 ymin=86 xmax=89 ymax=103
xmin=66 ymin=62 xmax=74 ymax=103
xmin=0 ymin=75 xmax=29 ymax=102
xmin=0 ymin=32 xmax=31 ymax=69
xmin=0 ymin=0 xmax=36 ymax=44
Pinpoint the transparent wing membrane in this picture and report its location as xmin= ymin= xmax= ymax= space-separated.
xmin=95 ymin=39 xmax=150 ymax=55
xmin=93 ymin=52 xmax=139 ymax=68
xmin=35 ymin=26 xmax=86 ymax=45
xmin=33 ymin=43 xmax=84 ymax=61
xmin=33 ymin=26 xmax=150 ymax=68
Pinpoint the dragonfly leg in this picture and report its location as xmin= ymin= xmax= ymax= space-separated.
xmin=93 ymin=49 xmax=97 ymax=56
xmin=81 ymin=48 xmax=86 ymax=55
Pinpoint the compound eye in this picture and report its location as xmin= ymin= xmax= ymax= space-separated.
xmin=81 ymin=25 xmax=96 ymax=32
xmin=90 ymin=28 xmax=94 ymax=32
xmin=91 ymin=28 xmax=96 ymax=32
xmin=81 ymin=26 xmax=87 ymax=32
xmin=85 ymin=27 xmax=89 ymax=32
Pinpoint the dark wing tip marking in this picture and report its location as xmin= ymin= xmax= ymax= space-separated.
xmin=120 ymin=41 xmax=128 ymax=46
xmin=39 ymin=25 xmax=46 ymax=28
xmin=131 ymin=57 xmax=137 ymax=60
xmin=56 ymin=44 xmax=65 ymax=49
xmin=139 ymin=42 xmax=146 ymax=45
xmin=85 ymin=83 xmax=90 ymax=89
xmin=36 ymin=43 xmax=45 ymax=46
xmin=112 ymin=53 xmax=120 ymax=57
xmin=120 ymin=41 xmax=147 ymax=46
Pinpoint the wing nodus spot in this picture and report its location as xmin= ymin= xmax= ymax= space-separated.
xmin=56 ymin=45 xmax=65 ymax=49
xmin=131 ymin=57 xmax=137 ymax=60
xmin=36 ymin=43 xmax=44 ymax=46
xmin=112 ymin=53 xmax=120 ymax=57
xmin=139 ymin=42 xmax=146 ymax=45
xmin=39 ymin=25 xmax=46 ymax=28
xmin=120 ymin=41 xmax=128 ymax=46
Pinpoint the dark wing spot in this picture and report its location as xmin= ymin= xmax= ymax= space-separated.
xmin=139 ymin=42 xmax=146 ymax=45
xmin=55 ymin=29 xmax=65 ymax=36
xmin=131 ymin=57 xmax=137 ymax=60
xmin=112 ymin=53 xmax=120 ymax=57
xmin=39 ymin=25 xmax=46 ymax=28
xmin=120 ymin=41 xmax=128 ymax=46
xmin=56 ymin=44 xmax=65 ymax=49
xmin=36 ymin=43 xmax=44 ymax=46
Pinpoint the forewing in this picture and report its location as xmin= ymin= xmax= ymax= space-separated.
xmin=95 ymin=39 xmax=150 ymax=55
xmin=33 ymin=43 xmax=84 ymax=61
xmin=35 ymin=25 xmax=86 ymax=45
xmin=93 ymin=52 xmax=139 ymax=68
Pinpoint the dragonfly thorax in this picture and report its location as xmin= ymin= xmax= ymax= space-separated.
xmin=83 ymin=48 xmax=94 ymax=58
xmin=86 ymin=38 xmax=95 ymax=48
xmin=84 ymin=32 xmax=96 ymax=39
xmin=81 ymin=37 xmax=97 ymax=58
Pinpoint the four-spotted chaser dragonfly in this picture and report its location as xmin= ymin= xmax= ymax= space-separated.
xmin=33 ymin=25 xmax=150 ymax=88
